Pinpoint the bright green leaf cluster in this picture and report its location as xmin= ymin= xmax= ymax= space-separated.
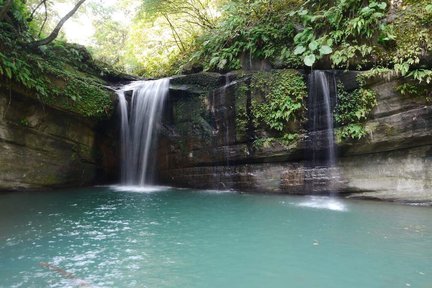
xmin=335 ymin=81 xmax=377 ymax=140
xmin=250 ymin=70 xmax=306 ymax=147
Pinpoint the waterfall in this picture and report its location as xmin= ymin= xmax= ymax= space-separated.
xmin=116 ymin=79 xmax=169 ymax=186
xmin=306 ymin=71 xmax=339 ymax=194
xmin=308 ymin=71 xmax=337 ymax=167
xmin=211 ymin=74 xmax=234 ymax=190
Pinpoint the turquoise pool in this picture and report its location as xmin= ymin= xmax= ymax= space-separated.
xmin=0 ymin=187 xmax=431 ymax=287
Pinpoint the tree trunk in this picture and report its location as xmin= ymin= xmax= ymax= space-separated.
xmin=0 ymin=0 xmax=13 ymax=22
xmin=162 ymin=13 xmax=186 ymax=52
xmin=29 ymin=0 xmax=87 ymax=47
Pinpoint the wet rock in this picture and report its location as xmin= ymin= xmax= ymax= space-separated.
xmin=0 ymin=87 xmax=117 ymax=191
xmin=157 ymin=70 xmax=432 ymax=204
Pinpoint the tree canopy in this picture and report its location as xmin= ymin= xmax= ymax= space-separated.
xmin=86 ymin=0 xmax=432 ymax=81
xmin=0 ymin=0 xmax=431 ymax=80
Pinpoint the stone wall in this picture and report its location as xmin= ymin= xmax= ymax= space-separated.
xmin=0 ymin=85 xmax=118 ymax=191
xmin=157 ymin=70 xmax=432 ymax=204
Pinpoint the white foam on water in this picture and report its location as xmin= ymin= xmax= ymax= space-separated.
xmin=296 ymin=196 xmax=348 ymax=212
xmin=109 ymin=185 xmax=170 ymax=193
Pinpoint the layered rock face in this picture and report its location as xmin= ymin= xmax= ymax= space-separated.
xmin=157 ymin=71 xmax=432 ymax=204
xmin=0 ymin=86 xmax=118 ymax=191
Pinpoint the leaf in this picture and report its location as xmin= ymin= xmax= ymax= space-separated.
xmin=293 ymin=33 xmax=304 ymax=44
xmin=304 ymin=54 xmax=316 ymax=67
xmin=319 ymin=45 xmax=333 ymax=55
xmin=4 ymin=67 xmax=12 ymax=79
xmin=372 ymin=12 xmax=384 ymax=19
xmin=378 ymin=2 xmax=387 ymax=10
xmin=308 ymin=41 xmax=318 ymax=51
xmin=209 ymin=56 xmax=220 ymax=67
xmin=217 ymin=58 xmax=227 ymax=70
xmin=360 ymin=7 xmax=372 ymax=15
xmin=294 ymin=45 xmax=306 ymax=55
xmin=298 ymin=9 xmax=308 ymax=16
xmin=355 ymin=110 xmax=364 ymax=120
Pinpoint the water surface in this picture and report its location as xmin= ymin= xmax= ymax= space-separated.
xmin=0 ymin=187 xmax=431 ymax=287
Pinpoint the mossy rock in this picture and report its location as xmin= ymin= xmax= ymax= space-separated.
xmin=170 ymin=72 xmax=225 ymax=89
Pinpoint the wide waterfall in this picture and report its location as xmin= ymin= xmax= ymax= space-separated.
xmin=116 ymin=79 xmax=169 ymax=186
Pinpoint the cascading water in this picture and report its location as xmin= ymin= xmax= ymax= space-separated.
xmin=211 ymin=74 xmax=234 ymax=190
xmin=308 ymin=70 xmax=337 ymax=167
xmin=116 ymin=79 xmax=169 ymax=186
xmin=307 ymin=71 xmax=339 ymax=193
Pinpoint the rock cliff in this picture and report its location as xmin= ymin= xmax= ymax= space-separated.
xmin=157 ymin=70 xmax=432 ymax=204
xmin=0 ymin=81 xmax=118 ymax=191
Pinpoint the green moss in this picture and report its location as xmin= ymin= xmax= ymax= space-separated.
xmin=254 ymin=133 xmax=299 ymax=148
xmin=0 ymin=23 xmax=115 ymax=119
xmin=170 ymin=73 xmax=224 ymax=90
xmin=58 ymin=78 xmax=112 ymax=118
xmin=174 ymin=94 xmax=213 ymax=139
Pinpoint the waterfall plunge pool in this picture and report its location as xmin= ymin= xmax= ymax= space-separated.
xmin=0 ymin=187 xmax=431 ymax=288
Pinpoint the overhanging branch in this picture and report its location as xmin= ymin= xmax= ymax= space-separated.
xmin=29 ymin=0 xmax=87 ymax=47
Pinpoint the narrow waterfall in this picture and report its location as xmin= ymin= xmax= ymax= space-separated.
xmin=306 ymin=70 xmax=339 ymax=193
xmin=307 ymin=71 xmax=337 ymax=167
xmin=116 ymin=79 xmax=169 ymax=186
xmin=210 ymin=74 xmax=234 ymax=190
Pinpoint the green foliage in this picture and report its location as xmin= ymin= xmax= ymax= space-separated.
xmin=90 ymin=19 xmax=128 ymax=69
xmin=185 ymin=0 xmax=432 ymax=82
xmin=190 ymin=0 xmax=300 ymax=71
xmin=334 ymin=81 xmax=377 ymax=140
xmin=289 ymin=1 xmax=387 ymax=67
xmin=87 ymin=0 xmax=222 ymax=77
xmin=331 ymin=44 xmax=373 ymax=69
xmin=335 ymin=83 xmax=377 ymax=125
xmin=190 ymin=0 xmax=393 ymax=70
xmin=0 ymin=4 xmax=114 ymax=119
xmin=250 ymin=70 xmax=306 ymax=147
xmin=252 ymin=71 xmax=305 ymax=131
xmin=336 ymin=124 xmax=367 ymax=140
xmin=397 ymin=82 xmax=432 ymax=102
xmin=408 ymin=69 xmax=432 ymax=84
xmin=59 ymin=0 xmax=431 ymax=78
xmin=372 ymin=0 xmax=432 ymax=84
xmin=253 ymin=133 xmax=299 ymax=148
xmin=0 ymin=45 xmax=113 ymax=118
xmin=19 ymin=118 xmax=30 ymax=127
